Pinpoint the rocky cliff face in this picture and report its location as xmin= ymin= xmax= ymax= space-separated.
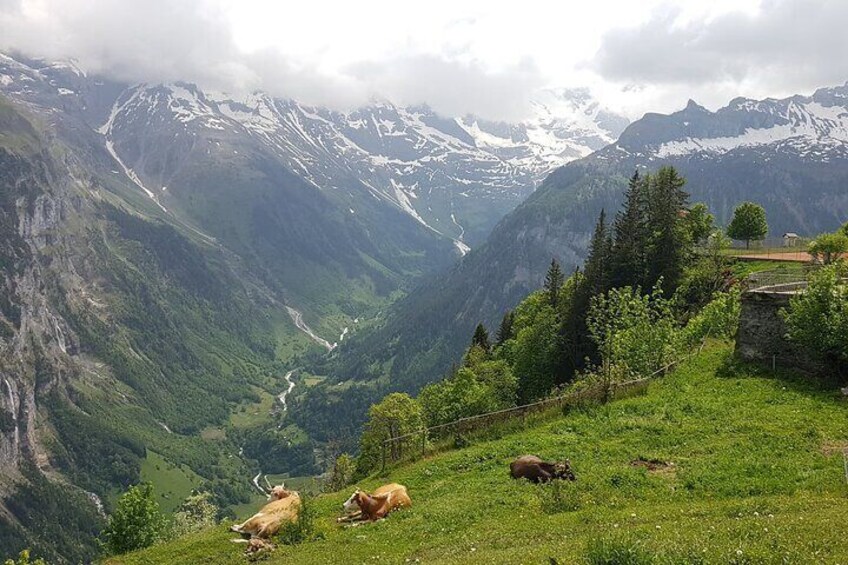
xmin=0 ymin=97 xmax=281 ymax=562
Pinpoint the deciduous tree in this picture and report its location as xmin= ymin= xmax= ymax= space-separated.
xmin=727 ymin=201 xmax=768 ymax=249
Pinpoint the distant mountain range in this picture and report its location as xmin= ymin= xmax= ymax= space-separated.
xmin=309 ymin=83 xmax=848 ymax=442
xmin=0 ymin=50 xmax=628 ymax=561
xmin=3 ymin=47 xmax=848 ymax=562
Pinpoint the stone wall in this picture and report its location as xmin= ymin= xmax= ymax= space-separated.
xmin=735 ymin=284 xmax=818 ymax=371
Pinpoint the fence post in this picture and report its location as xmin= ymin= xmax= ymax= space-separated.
xmin=381 ymin=440 xmax=387 ymax=472
xmin=421 ymin=429 xmax=426 ymax=458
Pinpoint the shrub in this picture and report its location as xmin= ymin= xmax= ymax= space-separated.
xmin=324 ymin=454 xmax=355 ymax=492
xmin=3 ymin=549 xmax=46 ymax=565
xmin=357 ymin=393 xmax=424 ymax=473
xmin=782 ymin=264 xmax=848 ymax=374
xmin=100 ymin=483 xmax=167 ymax=555
xmin=681 ymin=288 xmax=741 ymax=346
xmin=275 ymin=494 xmax=316 ymax=546
xmin=808 ymin=232 xmax=848 ymax=265
xmin=587 ymin=284 xmax=678 ymax=381
xmin=170 ymin=492 xmax=218 ymax=538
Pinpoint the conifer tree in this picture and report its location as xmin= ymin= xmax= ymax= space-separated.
xmin=645 ymin=166 xmax=689 ymax=293
xmin=544 ymin=258 xmax=565 ymax=308
xmin=471 ymin=323 xmax=491 ymax=352
xmin=584 ymin=209 xmax=613 ymax=296
xmin=611 ymin=170 xmax=648 ymax=289
xmin=496 ymin=310 xmax=515 ymax=345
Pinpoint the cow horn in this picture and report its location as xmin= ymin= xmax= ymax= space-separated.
xmin=263 ymin=475 xmax=273 ymax=491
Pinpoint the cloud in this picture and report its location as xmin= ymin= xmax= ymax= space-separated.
xmin=348 ymin=55 xmax=542 ymax=120
xmin=0 ymin=0 xmax=542 ymax=120
xmin=594 ymin=0 xmax=848 ymax=94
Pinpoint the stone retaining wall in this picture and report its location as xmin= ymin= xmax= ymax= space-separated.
xmin=735 ymin=284 xmax=818 ymax=372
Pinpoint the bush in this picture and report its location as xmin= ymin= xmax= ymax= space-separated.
xmin=324 ymin=454 xmax=355 ymax=493
xmin=538 ymin=480 xmax=582 ymax=514
xmin=357 ymin=393 xmax=424 ymax=473
xmin=808 ymin=232 xmax=848 ymax=265
xmin=782 ymin=264 xmax=848 ymax=374
xmin=3 ymin=549 xmax=46 ymax=565
xmin=100 ymin=483 xmax=167 ymax=555
xmin=587 ymin=284 xmax=678 ymax=381
xmin=681 ymin=288 xmax=741 ymax=346
xmin=275 ymin=495 xmax=316 ymax=546
xmin=170 ymin=492 xmax=218 ymax=538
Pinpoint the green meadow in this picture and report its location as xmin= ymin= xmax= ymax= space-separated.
xmin=107 ymin=343 xmax=848 ymax=564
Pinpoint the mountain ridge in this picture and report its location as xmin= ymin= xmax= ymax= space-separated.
xmin=306 ymin=81 xmax=848 ymax=443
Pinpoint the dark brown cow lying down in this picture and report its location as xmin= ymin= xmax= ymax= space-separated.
xmin=510 ymin=455 xmax=576 ymax=483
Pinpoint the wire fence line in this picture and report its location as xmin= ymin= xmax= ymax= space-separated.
xmin=380 ymin=336 xmax=711 ymax=471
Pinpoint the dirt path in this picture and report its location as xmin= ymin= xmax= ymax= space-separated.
xmin=731 ymin=251 xmax=813 ymax=262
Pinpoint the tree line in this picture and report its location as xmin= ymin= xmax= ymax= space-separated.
xmin=347 ymin=166 xmax=748 ymax=476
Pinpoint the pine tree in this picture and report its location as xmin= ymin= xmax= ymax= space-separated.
xmin=496 ymin=310 xmax=515 ymax=345
xmin=584 ymin=209 xmax=613 ymax=297
xmin=611 ymin=170 xmax=648 ymax=289
xmin=645 ymin=166 xmax=689 ymax=293
xmin=544 ymin=258 xmax=565 ymax=308
xmin=471 ymin=323 xmax=491 ymax=352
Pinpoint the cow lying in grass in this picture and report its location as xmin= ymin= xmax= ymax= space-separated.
xmin=337 ymin=483 xmax=412 ymax=524
xmin=510 ymin=455 xmax=576 ymax=483
xmin=231 ymin=484 xmax=301 ymax=539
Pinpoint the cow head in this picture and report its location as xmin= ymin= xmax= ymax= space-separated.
xmin=343 ymin=489 xmax=363 ymax=513
xmin=268 ymin=484 xmax=293 ymax=501
xmin=554 ymin=459 xmax=576 ymax=481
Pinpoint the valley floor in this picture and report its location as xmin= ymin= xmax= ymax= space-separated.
xmin=106 ymin=344 xmax=848 ymax=564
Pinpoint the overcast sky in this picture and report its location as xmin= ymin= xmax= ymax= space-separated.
xmin=2 ymin=0 xmax=847 ymax=120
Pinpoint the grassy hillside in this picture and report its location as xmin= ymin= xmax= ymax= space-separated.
xmin=106 ymin=343 xmax=848 ymax=564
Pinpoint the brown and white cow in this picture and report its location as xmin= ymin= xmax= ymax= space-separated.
xmin=338 ymin=483 xmax=412 ymax=523
xmin=510 ymin=455 xmax=576 ymax=484
xmin=231 ymin=484 xmax=301 ymax=539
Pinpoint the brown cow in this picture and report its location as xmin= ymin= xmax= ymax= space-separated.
xmin=338 ymin=483 xmax=412 ymax=523
xmin=231 ymin=484 xmax=301 ymax=539
xmin=510 ymin=455 xmax=575 ymax=484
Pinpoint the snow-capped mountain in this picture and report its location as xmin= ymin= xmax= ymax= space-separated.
xmin=0 ymin=52 xmax=628 ymax=249
xmin=318 ymin=84 xmax=848 ymax=428
xmin=617 ymin=84 xmax=848 ymax=162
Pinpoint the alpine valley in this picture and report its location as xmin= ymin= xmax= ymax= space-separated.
xmin=308 ymin=82 xmax=848 ymax=445
xmin=0 ymin=50 xmax=628 ymax=561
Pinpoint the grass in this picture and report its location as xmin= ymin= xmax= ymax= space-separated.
xmin=732 ymin=259 xmax=806 ymax=279
xmin=228 ymin=388 xmax=277 ymax=429
xmin=105 ymin=344 xmax=848 ymax=564
xmin=139 ymin=451 xmax=203 ymax=514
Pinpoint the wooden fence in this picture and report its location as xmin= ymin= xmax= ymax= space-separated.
xmin=380 ymin=338 xmax=709 ymax=471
